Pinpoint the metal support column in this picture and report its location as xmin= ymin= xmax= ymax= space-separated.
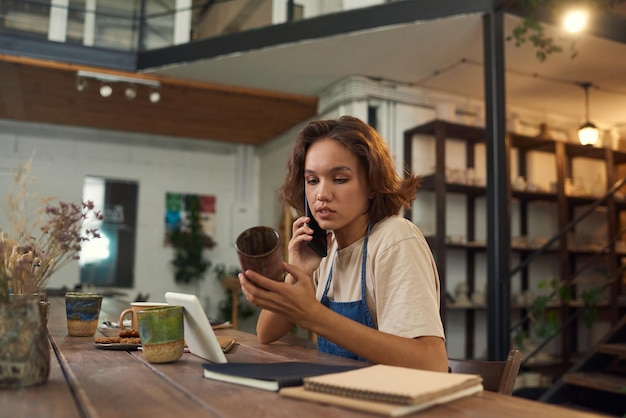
xmin=483 ymin=7 xmax=510 ymax=361
xmin=137 ymin=0 xmax=148 ymax=52
xmin=287 ymin=0 xmax=295 ymax=22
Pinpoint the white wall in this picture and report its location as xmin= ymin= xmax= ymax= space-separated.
xmin=0 ymin=119 xmax=261 ymax=326
xmin=257 ymin=121 xmax=308 ymax=229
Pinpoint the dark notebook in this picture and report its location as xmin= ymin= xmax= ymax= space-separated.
xmin=202 ymin=362 xmax=363 ymax=392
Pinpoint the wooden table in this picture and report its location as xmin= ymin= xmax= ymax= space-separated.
xmin=0 ymin=296 xmax=606 ymax=418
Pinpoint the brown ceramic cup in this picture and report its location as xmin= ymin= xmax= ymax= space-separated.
xmin=235 ymin=226 xmax=285 ymax=281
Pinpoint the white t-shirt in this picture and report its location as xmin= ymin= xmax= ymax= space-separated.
xmin=313 ymin=216 xmax=445 ymax=340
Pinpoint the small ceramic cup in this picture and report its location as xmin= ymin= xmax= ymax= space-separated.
xmin=65 ymin=292 xmax=103 ymax=337
xmin=235 ymin=226 xmax=284 ymax=281
xmin=119 ymin=302 xmax=169 ymax=331
xmin=137 ymin=306 xmax=184 ymax=363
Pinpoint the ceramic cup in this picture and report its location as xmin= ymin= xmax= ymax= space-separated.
xmin=119 ymin=302 xmax=169 ymax=331
xmin=235 ymin=226 xmax=284 ymax=281
xmin=65 ymin=292 xmax=103 ymax=337
xmin=137 ymin=306 xmax=184 ymax=363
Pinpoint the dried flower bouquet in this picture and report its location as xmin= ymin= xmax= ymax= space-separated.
xmin=0 ymin=159 xmax=103 ymax=301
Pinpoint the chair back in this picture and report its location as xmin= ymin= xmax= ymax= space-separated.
xmin=448 ymin=349 xmax=522 ymax=395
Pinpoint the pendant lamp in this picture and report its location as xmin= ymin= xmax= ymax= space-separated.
xmin=577 ymin=82 xmax=599 ymax=146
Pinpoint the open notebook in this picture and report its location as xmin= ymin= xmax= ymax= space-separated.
xmin=280 ymin=364 xmax=483 ymax=417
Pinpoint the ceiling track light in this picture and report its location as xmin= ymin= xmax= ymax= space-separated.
xmin=577 ymin=82 xmax=599 ymax=146
xmin=125 ymin=84 xmax=137 ymax=100
xmin=149 ymin=89 xmax=161 ymax=103
xmin=76 ymin=77 xmax=87 ymax=92
xmin=76 ymin=70 xmax=161 ymax=103
xmin=100 ymin=83 xmax=113 ymax=98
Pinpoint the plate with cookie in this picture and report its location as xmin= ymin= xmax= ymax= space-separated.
xmin=95 ymin=329 xmax=142 ymax=350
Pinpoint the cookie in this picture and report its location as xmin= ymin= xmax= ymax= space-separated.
xmin=95 ymin=336 xmax=121 ymax=344
xmin=119 ymin=329 xmax=140 ymax=338
xmin=120 ymin=337 xmax=141 ymax=345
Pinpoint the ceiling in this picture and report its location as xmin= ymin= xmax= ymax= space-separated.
xmin=1 ymin=9 xmax=625 ymax=145
xmin=0 ymin=55 xmax=318 ymax=146
xmin=146 ymin=12 xmax=626 ymax=140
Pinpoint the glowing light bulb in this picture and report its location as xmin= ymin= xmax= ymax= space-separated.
xmin=100 ymin=84 xmax=113 ymax=97
xmin=578 ymin=122 xmax=599 ymax=146
xmin=149 ymin=90 xmax=161 ymax=103
xmin=564 ymin=10 xmax=587 ymax=33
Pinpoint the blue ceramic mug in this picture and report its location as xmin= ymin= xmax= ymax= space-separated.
xmin=65 ymin=292 xmax=103 ymax=337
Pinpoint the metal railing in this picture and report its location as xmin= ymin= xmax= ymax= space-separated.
xmin=508 ymin=176 xmax=626 ymax=366
xmin=0 ymin=0 xmax=395 ymax=52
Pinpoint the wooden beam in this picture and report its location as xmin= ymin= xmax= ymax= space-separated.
xmin=0 ymin=55 xmax=318 ymax=145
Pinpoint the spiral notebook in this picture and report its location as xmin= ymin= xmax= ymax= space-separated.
xmin=279 ymin=364 xmax=483 ymax=416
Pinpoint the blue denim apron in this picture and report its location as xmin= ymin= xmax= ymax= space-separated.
xmin=318 ymin=225 xmax=375 ymax=362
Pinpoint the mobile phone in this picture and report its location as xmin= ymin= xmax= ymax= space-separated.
xmin=304 ymin=196 xmax=327 ymax=257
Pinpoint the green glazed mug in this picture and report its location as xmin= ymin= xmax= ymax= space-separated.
xmin=137 ymin=306 xmax=184 ymax=363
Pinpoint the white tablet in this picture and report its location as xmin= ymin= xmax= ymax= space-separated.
xmin=164 ymin=292 xmax=227 ymax=364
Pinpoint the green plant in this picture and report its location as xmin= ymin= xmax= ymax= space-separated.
xmin=213 ymin=263 xmax=240 ymax=280
xmin=169 ymin=195 xmax=216 ymax=288
xmin=213 ymin=263 xmax=255 ymax=322
xmin=531 ymin=278 xmax=567 ymax=339
xmin=521 ymin=272 xmax=610 ymax=343
xmin=514 ymin=329 xmax=529 ymax=348
xmin=580 ymin=284 xmax=604 ymax=328
xmin=508 ymin=13 xmax=565 ymax=61
xmin=508 ymin=0 xmax=626 ymax=61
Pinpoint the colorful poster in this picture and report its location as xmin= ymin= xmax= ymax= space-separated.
xmin=165 ymin=192 xmax=216 ymax=246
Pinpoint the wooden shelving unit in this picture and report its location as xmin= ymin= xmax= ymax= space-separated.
xmin=404 ymin=119 xmax=626 ymax=368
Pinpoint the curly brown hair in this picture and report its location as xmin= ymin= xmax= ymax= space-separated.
xmin=279 ymin=115 xmax=420 ymax=225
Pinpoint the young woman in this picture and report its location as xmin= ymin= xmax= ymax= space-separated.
xmin=239 ymin=116 xmax=448 ymax=371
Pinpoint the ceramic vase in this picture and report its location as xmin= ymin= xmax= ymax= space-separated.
xmin=0 ymin=295 xmax=50 ymax=388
